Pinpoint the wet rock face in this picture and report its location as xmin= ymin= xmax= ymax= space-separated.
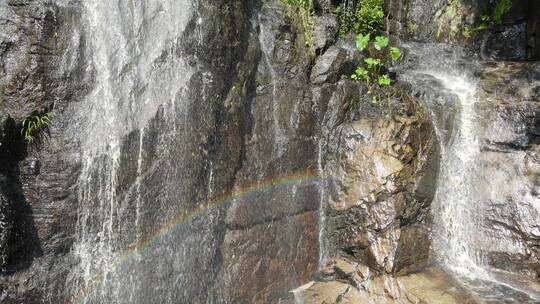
xmin=483 ymin=23 xmax=528 ymax=61
xmin=475 ymin=63 xmax=540 ymax=278
xmin=0 ymin=0 xmax=538 ymax=303
xmin=1 ymin=0 xmax=344 ymax=302
xmin=0 ymin=0 xmax=439 ymax=301
xmin=387 ymin=0 xmax=540 ymax=60
xmin=287 ymin=259 xmax=480 ymax=304
xmin=324 ymin=111 xmax=437 ymax=274
xmin=386 ymin=0 xmax=482 ymax=43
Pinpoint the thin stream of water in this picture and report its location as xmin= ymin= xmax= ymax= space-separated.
xmin=426 ymin=72 xmax=487 ymax=278
xmin=422 ymin=70 xmax=540 ymax=302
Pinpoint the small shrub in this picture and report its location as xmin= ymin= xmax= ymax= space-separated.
xmin=462 ymin=0 xmax=512 ymax=37
xmin=355 ymin=0 xmax=384 ymax=35
xmin=390 ymin=47 xmax=401 ymax=61
xmin=374 ymin=35 xmax=389 ymax=50
xmin=333 ymin=0 xmax=384 ymax=37
xmin=492 ymin=0 xmax=512 ymax=23
xmin=21 ymin=114 xmax=50 ymax=143
xmin=377 ymin=74 xmax=391 ymax=86
xmin=333 ymin=6 xmax=357 ymax=36
xmin=350 ymin=34 xmax=401 ymax=90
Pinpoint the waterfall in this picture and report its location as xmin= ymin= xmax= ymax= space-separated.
xmin=400 ymin=43 xmax=540 ymax=301
xmin=317 ymin=139 xmax=329 ymax=270
xmin=398 ymin=43 xmax=487 ymax=277
xmin=424 ymin=72 xmax=487 ymax=278
xmin=69 ymin=1 xmax=203 ymax=303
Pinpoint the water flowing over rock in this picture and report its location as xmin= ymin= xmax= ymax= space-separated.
xmin=0 ymin=0 xmax=539 ymax=303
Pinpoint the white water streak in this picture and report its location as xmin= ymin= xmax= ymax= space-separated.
xmin=426 ymin=72 xmax=487 ymax=278
xmin=258 ymin=13 xmax=288 ymax=155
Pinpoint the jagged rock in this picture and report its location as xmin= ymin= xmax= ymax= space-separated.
xmin=470 ymin=63 xmax=540 ymax=278
xmin=387 ymin=0 xmax=540 ymax=59
xmin=290 ymin=265 xmax=478 ymax=304
xmin=219 ymin=212 xmax=319 ymax=304
xmin=483 ymin=23 xmax=527 ymax=61
xmin=0 ymin=176 xmax=11 ymax=272
xmin=324 ymin=107 xmax=437 ymax=274
xmin=311 ymin=15 xmax=337 ymax=53
xmin=310 ymin=40 xmax=361 ymax=85
xmin=292 ymin=280 xmax=366 ymax=304
xmin=1 ymin=0 xmax=539 ymax=303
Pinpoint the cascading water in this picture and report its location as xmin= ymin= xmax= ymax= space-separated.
xmin=426 ymin=72 xmax=486 ymax=277
xmin=66 ymin=1 xmax=225 ymax=303
xmin=401 ymin=43 xmax=540 ymax=302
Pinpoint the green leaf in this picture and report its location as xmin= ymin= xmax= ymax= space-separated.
xmin=390 ymin=47 xmax=401 ymax=61
xmin=351 ymin=67 xmax=369 ymax=81
xmin=356 ymin=33 xmax=370 ymax=51
xmin=40 ymin=115 xmax=50 ymax=126
xmin=356 ymin=67 xmax=368 ymax=78
xmin=462 ymin=27 xmax=472 ymax=38
xmin=378 ymin=74 xmax=391 ymax=86
xmin=373 ymin=36 xmax=389 ymax=50
xmin=492 ymin=0 xmax=512 ymax=23
xmin=364 ymin=57 xmax=382 ymax=68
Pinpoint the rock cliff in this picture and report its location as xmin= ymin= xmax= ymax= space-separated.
xmin=0 ymin=0 xmax=538 ymax=303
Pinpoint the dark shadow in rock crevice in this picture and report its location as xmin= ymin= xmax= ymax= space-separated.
xmin=0 ymin=116 xmax=43 ymax=274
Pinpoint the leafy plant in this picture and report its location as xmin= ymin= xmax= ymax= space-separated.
xmin=356 ymin=33 xmax=370 ymax=51
xmin=350 ymin=33 xmax=401 ymax=89
xmin=462 ymin=0 xmax=512 ymax=38
xmin=333 ymin=0 xmax=384 ymax=36
xmin=333 ymin=6 xmax=356 ymax=36
xmin=390 ymin=47 xmax=401 ymax=61
xmin=282 ymin=0 xmax=314 ymax=47
xmin=284 ymin=0 xmax=310 ymax=10
xmin=365 ymin=57 xmax=383 ymax=74
xmin=374 ymin=36 xmax=389 ymax=50
xmin=21 ymin=114 xmax=50 ymax=143
xmin=377 ymin=74 xmax=391 ymax=86
xmin=351 ymin=67 xmax=369 ymax=81
xmin=355 ymin=0 xmax=384 ymax=35
xmin=492 ymin=0 xmax=512 ymax=23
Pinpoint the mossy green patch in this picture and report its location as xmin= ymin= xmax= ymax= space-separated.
xmin=436 ymin=0 xmax=463 ymax=41
xmin=333 ymin=0 xmax=384 ymax=36
xmin=281 ymin=0 xmax=314 ymax=48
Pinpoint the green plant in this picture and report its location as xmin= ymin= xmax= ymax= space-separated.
xmin=356 ymin=33 xmax=370 ymax=51
xmin=333 ymin=6 xmax=356 ymax=36
xmin=282 ymin=0 xmax=314 ymax=47
xmin=351 ymin=67 xmax=369 ymax=82
xmin=492 ymin=0 xmax=512 ymax=23
xmin=365 ymin=57 xmax=383 ymax=74
xmin=374 ymin=36 xmax=389 ymax=50
xmin=350 ymin=34 xmax=401 ymax=89
xmin=284 ymin=0 xmax=310 ymax=10
xmin=462 ymin=0 xmax=512 ymax=38
xmin=21 ymin=114 xmax=50 ymax=143
xmin=355 ymin=0 xmax=384 ymax=35
xmin=333 ymin=0 xmax=384 ymax=36
xmin=377 ymin=74 xmax=391 ymax=86
xmin=390 ymin=47 xmax=401 ymax=61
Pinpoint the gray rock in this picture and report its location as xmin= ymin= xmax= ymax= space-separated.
xmin=311 ymin=15 xmax=337 ymax=53
xmin=1 ymin=1 xmax=539 ymax=303
xmin=324 ymin=106 xmax=437 ymax=274
xmin=483 ymin=23 xmax=527 ymax=61
xmin=310 ymin=40 xmax=361 ymax=84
